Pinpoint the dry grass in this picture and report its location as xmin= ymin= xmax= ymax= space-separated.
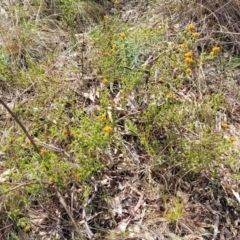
xmin=1 ymin=0 xmax=240 ymax=240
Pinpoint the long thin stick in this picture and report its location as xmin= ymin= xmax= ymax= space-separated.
xmin=0 ymin=97 xmax=39 ymax=153
xmin=56 ymin=188 xmax=84 ymax=240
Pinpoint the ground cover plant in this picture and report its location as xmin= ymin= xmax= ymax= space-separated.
xmin=0 ymin=0 xmax=240 ymax=239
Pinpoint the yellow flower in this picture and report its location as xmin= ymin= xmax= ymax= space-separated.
xmin=39 ymin=148 xmax=49 ymax=155
xmin=74 ymin=173 xmax=81 ymax=181
xmin=180 ymin=43 xmax=188 ymax=49
xmin=185 ymin=57 xmax=194 ymax=65
xmin=112 ymin=43 xmax=117 ymax=50
xmin=192 ymin=32 xmax=200 ymax=39
xmin=211 ymin=46 xmax=220 ymax=55
xmin=120 ymin=32 xmax=126 ymax=39
xmin=103 ymin=51 xmax=110 ymax=56
xmin=185 ymin=68 xmax=192 ymax=74
xmin=23 ymin=225 xmax=31 ymax=233
xmin=103 ymin=126 xmax=113 ymax=133
xmin=114 ymin=0 xmax=119 ymax=5
xmin=102 ymin=79 xmax=109 ymax=84
xmin=166 ymin=92 xmax=173 ymax=99
xmin=184 ymin=51 xmax=193 ymax=58
xmin=49 ymin=176 xmax=54 ymax=183
xmin=187 ymin=23 xmax=195 ymax=31
xmin=103 ymin=15 xmax=109 ymax=21
xmin=230 ymin=137 xmax=237 ymax=142
xmin=221 ymin=122 xmax=229 ymax=129
xmin=100 ymin=114 xmax=107 ymax=121
xmin=63 ymin=128 xmax=70 ymax=135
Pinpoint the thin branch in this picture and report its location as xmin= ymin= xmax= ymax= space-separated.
xmin=82 ymin=182 xmax=97 ymax=239
xmin=0 ymin=97 xmax=39 ymax=153
xmin=55 ymin=188 xmax=85 ymax=240
xmin=0 ymin=223 xmax=13 ymax=232
xmin=212 ymin=214 xmax=219 ymax=240
xmin=0 ymin=182 xmax=37 ymax=197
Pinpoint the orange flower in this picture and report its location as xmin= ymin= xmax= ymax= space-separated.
xmin=103 ymin=15 xmax=109 ymax=21
xmin=102 ymin=79 xmax=109 ymax=84
xmin=101 ymin=115 xmax=107 ymax=121
xmin=63 ymin=128 xmax=70 ymax=135
xmin=180 ymin=43 xmax=188 ymax=49
xmin=221 ymin=122 xmax=229 ymax=129
xmin=187 ymin=23 xmax=195 ymax=31
xmin=49 ymin=176 xmax=54 ymax=183
xmin=23 ymin=225 xmax=31 ymax=233
xmin=166 ymin=92 xmax=173 ymax=99
xmin=74 ymin=173 xmax=81 ymax=181
xmin=184 ymin=51 xmax=193 ymax=58
xmin=39 ymin=148 xmax=49 ymax=155
xmin=211 ymin=46 xmax=220 ymax=55
xmin=185 ymin=57 xmax=194 ymax=65
xmin=103 ymin=126 xmax=113 ymax=133
xmin=119 ymin=32 xmax=126 ymax=39
xmin=229 ymin=137 xmax=237 ymax=142
xmin=103 ymin=51 xmax=110 ymax=56
xmin=192 ymin=32 xmax=200 ymax=39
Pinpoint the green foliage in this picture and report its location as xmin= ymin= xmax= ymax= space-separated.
xmin=58 ymin=0 xmax=106 ymax=31
xmin=165 ymin=198 xmax=184 ymax=223
xmin=0 ymin=54 xmax=12 ymax=82
xmin=93 ymin=17 xmax=233 ymax=175
xmin=0 ymin=1 xmax=238 ymax=238
xmin=137 ymin=93 xmax=231 ymax=173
